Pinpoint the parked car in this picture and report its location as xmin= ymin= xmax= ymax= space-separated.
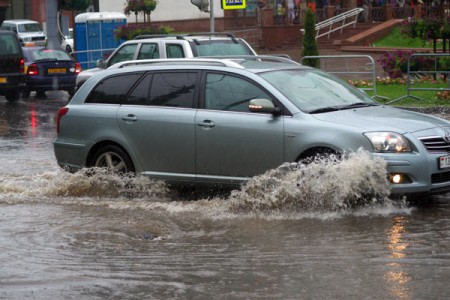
xmin=61 ymin=28 xmax=73 ymax=53
xmin=0 ymin=30 xmax=26 ymax=102
xmin=0 ymin=19 xmax=46 ymax=46
xmin=22 ymin=47 xmax=81 ymax=98
xmin=54 ymin=56 xmax=450 ymax=197
xmin=75 ymin=33 xmax=257 ymax=89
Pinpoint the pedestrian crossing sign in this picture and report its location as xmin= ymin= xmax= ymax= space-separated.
xmin=221 ymin=0 xmax=246 ymax=10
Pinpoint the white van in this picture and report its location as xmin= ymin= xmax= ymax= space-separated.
xmin=0 ymin=19 xmax=46 ymax=46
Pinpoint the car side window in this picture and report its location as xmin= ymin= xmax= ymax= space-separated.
xmin=107 ymin=44 xmax=138 ymax=67
xmin=166 ymin=44 xmax=185 ymax=58
xmin=126 ymin=72 xmax=197 ymax=108
xmin=138 ymin=43 xmax=159 ymax=59
xmin=85 ymin=73 xmax=143 ymax=104
xmin=205 ymin=73 xmax=272 ymax=112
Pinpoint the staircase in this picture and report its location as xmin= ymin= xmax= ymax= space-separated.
xmin=316 ymin=22 xmax=374 ymax=50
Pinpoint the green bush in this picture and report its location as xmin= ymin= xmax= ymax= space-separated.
xmin=114 ymin=24 xmax=173 ymax=41
xmin=301 ymin=8 xmax=319 ymax=68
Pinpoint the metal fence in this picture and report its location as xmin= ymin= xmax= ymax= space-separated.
xmin=388 ymin=53 xmax=450 ymax=104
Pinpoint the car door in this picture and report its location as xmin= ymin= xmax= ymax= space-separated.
xmin=117 ymin=71 xmax=199 ymax=180
xmin=195 ymin=72 xmax=285 ymax=181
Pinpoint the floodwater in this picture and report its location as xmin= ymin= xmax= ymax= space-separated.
xmin=1 ymin=94 xmax=449 ymax=299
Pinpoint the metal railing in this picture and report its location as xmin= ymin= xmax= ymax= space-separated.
xmin=300 ymin=54 xmax=387 ymax=101
xmin=388 ymin=53 xmax=450 ymax=104
xmin=314 ymin=8 xmax=364 ymax=39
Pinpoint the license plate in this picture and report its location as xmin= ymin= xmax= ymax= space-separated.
xmin=48 ymin=68 xmax=66 ymax=74
xmin=0 ymin=77 xmax=7 ymax=84
xmin=439 ymin=155 xmax=450 ymax=169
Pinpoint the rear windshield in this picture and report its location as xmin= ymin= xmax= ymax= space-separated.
xmin=28 ymin=49 xmax=72 ymax=61
xmin=193 ymin=40 xmax=253 ymax=56
xmin=0 ymin=34 xmax=20 ymax=55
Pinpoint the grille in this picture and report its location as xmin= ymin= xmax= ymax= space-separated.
xmin=432 ymin=171 xmax=450 ymax=184
xmin=419 ymin=136 xmax=450 ymax=153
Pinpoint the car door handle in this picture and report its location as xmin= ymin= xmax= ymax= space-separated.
xmin=122 ymin=114 xmax=138 ymax=122
xmin=197 ymin=120 xmax=215 ymax=128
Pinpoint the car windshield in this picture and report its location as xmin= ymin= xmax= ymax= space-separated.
xmin=260 ymin=69 xmax=378 ymax=113
xmin=18 ymin=23 xmax=42 ymax=33
xmin=194 ymin=40 xmax=252 ymax=56
xmin=31 ymin=49 xmax=72 ymax=61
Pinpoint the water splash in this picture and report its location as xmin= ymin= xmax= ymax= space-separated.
xmin=0 ymin=150 xmax=410 ymax=217
xmin=228 ymin=149 xmax=393 ymax=214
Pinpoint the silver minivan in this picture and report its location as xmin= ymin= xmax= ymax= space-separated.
xmin=54 ymin=56 xmax=450 ymax=197
xmin=0 ymin=19 xmax=46 ymax=46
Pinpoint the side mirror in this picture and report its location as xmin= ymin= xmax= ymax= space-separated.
xmin=96 ymin=59 xmax=106 ymax=69
xmin=249 ymin=98 xmax=279 ymax=114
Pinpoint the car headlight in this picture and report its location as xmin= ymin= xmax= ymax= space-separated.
xmin=364 ymin=132 xmax=412 ymax=153
xmin=22 ymin=37 xmax=32 ymax=42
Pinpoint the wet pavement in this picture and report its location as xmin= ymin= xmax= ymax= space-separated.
xmin=1 ymin=93 xmax=449 ymax=299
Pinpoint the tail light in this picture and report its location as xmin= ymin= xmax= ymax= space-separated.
xmin=19 ymin=58 xmax=25 ymax=73
xmin=56 ymin=107 xmax=69 ymax=134
xmin=27 ymin=63 xmax=39 ymax=76
xmin=75 ymin=62 xmax=81 ymax=74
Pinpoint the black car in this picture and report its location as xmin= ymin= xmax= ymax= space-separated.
xmin=0 ymin=30 xmax=26 ymax=102
xmin=22 ymin=47 xmax=81 ymax=98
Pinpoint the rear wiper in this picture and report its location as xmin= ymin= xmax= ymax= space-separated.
xmin=309 ymin=106 xmax=340 ymax=114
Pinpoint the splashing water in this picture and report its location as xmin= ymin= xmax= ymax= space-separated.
xmin=0 ymin=150 xmax=408 ymax=217
xmin=228 ymin=149 xmax=393 ymax=214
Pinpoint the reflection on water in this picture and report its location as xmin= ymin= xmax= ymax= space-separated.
xmin=385 ymin=216 xmax=412 ymax=299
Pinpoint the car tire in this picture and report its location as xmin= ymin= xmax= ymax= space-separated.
xmin=90 ymin=145 xmax=135 ymax=174
xmin=35 ymin=90 xmax=46 ymax=99
xmin=5 ymin=90 xmax=20 ymax=102
xmin=21 ymin=88 xmax=31 ymax=99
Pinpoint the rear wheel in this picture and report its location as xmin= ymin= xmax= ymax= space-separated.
xmin=21 ymin=88 xmax=31 ymax=99
xmin=5 ymin=90 xmax=20 ymax=102
xmin=90 ymin=145 xmax=134 ymax=174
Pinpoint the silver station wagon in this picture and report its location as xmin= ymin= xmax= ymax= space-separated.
xmin=54 ymin=56 xmax=450 ymax=196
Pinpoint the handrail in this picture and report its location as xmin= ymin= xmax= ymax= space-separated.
xmin=315 ymin=8 xmax=364 ymax=39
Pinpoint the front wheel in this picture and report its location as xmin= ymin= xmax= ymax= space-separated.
xmin=90 ymin=145 xmax=135 ymax=174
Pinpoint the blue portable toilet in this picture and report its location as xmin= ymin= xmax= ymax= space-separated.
xmin=75 ymin=12 xmax=127 ymax=69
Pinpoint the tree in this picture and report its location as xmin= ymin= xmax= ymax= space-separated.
xmin=59 ymin=0 xmax=91 ymax=11
xmin=301 ymin=8 xmax=319 ymax=68
xmin=124 ymin=0 xmax=157 ymax=23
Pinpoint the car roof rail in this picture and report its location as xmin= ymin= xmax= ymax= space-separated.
xmin=186 ymin=32 xmax=236 ymax=38
xmin=109 ymin=58 xmax=246 ymax=69
xmin=202 ymin=55 xmax=301 ymax=65
xmin=133 ymin=34 xmax=187 ymax=40
xmin=186 ymin=32 xmax=238 ymax=44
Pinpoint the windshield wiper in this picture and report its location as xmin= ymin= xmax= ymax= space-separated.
xmin=341 ymin=102 xmax=378 ymax=109
xmin=308 ymin=106 xmax=340 ymax=114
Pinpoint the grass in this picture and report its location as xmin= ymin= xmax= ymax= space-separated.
xmin=368 ymin=27 xmax=450 ymax=106
xmin=352 ymin=78 xmax=450 ymax=106
xmin=371 ymin=27 xmax=443 ymax=49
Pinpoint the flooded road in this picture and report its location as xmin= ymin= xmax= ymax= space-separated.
xmin=1 ymin=94 xmax=449 ymax=299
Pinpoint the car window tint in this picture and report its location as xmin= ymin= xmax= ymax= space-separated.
xmin=137 ymin=43 xmax=159 ymax=59
xmin=205 ymin=73 xmax=271 ymax=112
xmin=107 ymin=44 xmax=138 ymax=66
xmin=194 ymin=40 xmax=252 ymax=56
xmin=86 ymin=73 xmax=142 ymax=104
xmin=126 ymin=72 xmax=196 ymax=108
xmin=0 ymin=34 xmax=20 ymax=55
xmin=31 ymin=49 xmax=72 ymax=61
xmin=166 ymin=44 xmax=185 ymax=58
